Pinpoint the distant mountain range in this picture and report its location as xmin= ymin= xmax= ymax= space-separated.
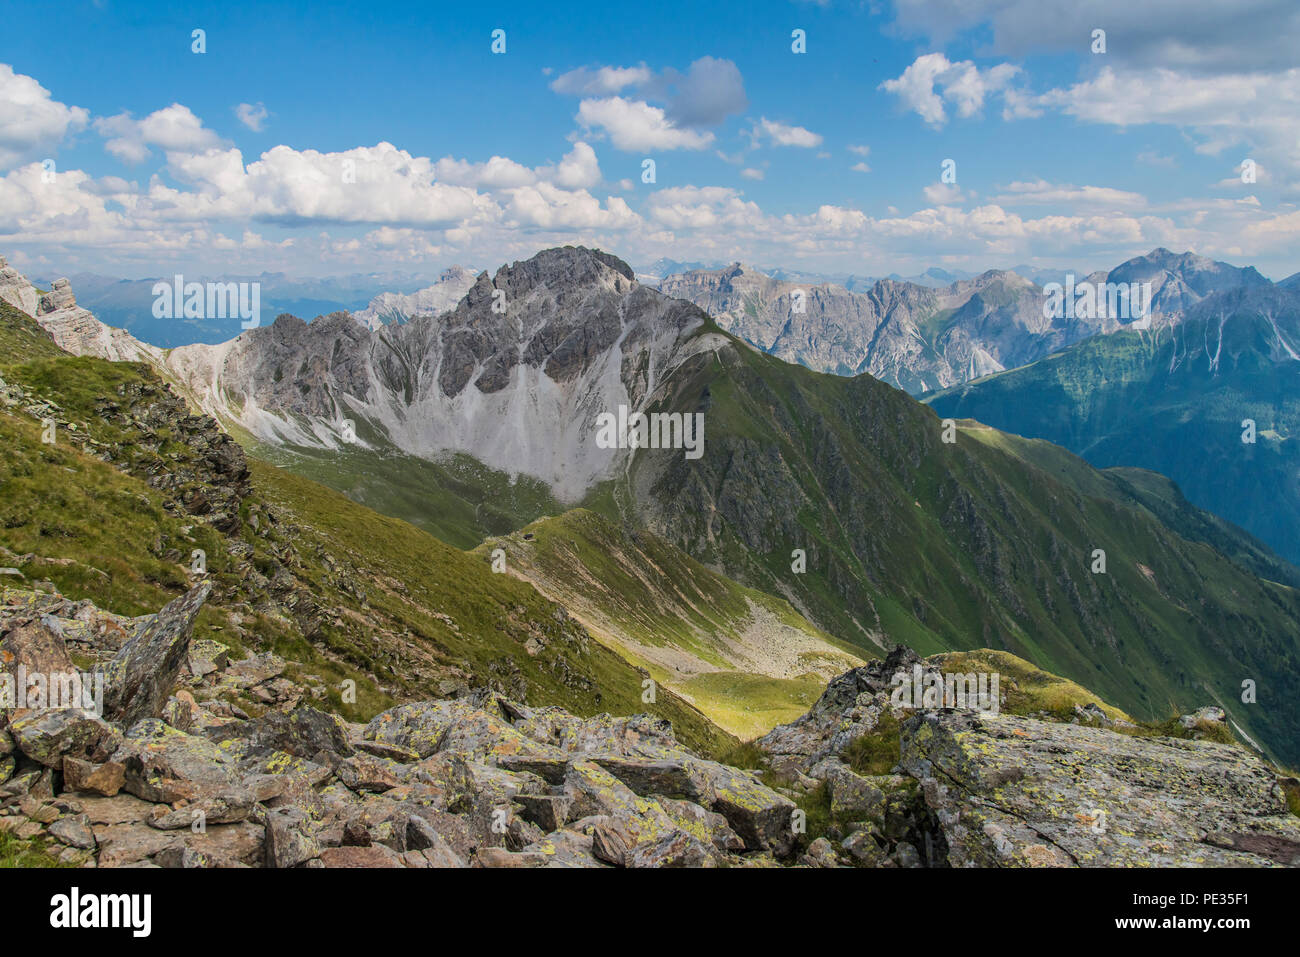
xmin=349 ymin=266 xmax=479 ymax=330
xmin=17 ymin=269 xmax=437 ymax=347
xmin=659 ymin=249 xmax=1270 ymax=393
xmin=638 ymin=259 xmax=985 ymax=291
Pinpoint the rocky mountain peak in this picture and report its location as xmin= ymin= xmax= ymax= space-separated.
xmin=166 ymin=245 xmax=717 ymax=501
xmin=487 ymin=246 xmax=637 ymax=298
xmin=970 ymin=268 xmax=1032 ymax=287
xmin=439 ymin=264 xmax=474 ymax=283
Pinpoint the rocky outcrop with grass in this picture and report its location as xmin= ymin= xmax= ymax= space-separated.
xmin=0 ymin=263 xmax=156 ymax=363
xmin=754 ymin=646 xmax=1300 ymax=868
xmin=4 ymin=586 xmax=1296 ymax=868
xmin=1 ymin=581 xmax=793 ymax=868
xmin=901 ymin=709 xmax=1300 ymax=867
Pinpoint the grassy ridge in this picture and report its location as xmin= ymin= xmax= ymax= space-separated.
xmin=251 ymin=462 xmax=731 ymax=752
xmin=923 ymin=304 xmax=1300 ymax=565
xmin=476 ymin=507 xmax=862 ymax=737
xmin=251 ymin=441 xmax=562 ymax=550
xmin=616 ymin=319 xmax=1300 ymax=765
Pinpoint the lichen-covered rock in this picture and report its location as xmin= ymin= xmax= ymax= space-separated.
xmin=0 ymin=618 xmax=77 ymax=719
xmin=318 ymin=844 xmax=405 ymax=868
xmin=561 ymin=761 xmax=700 ymax=857
xmin=513 ymin=706 xmax=681 ymax=758
xmin=98 ymin=583 xmax=212 ymax=726
xmin=366 ymin=700 xmax=549 ymax=761
xmin=93 ymin=819 xmax=263 ymax=868
xmin=337 ymin=753 xmax=402 ymax=793
xmin=49 ymin=813 xmax=96 ymax=850
xmin=590 ymin=754 xmax=713 ymax=799
xmin=841 ymin=827 xmax=890 ymax=867
xmin=188 ymin=639 xmax=230 ymax=678
xmin=147 ymin=788 xmax=255 ymax=829
xmin=813 ymin=761 xmax=888 ymax=821
xmin=223 ymin=653 xmax=286 ymax=689
xmin=113 ymin=719 xmax=241 ymax=804
xmin=800 ymin=836 xmax=840 ymax=868
xmin=626 ymin=830 xmax=721 ymax=868
xmin=657 ymin=797 xmax=745 ymax=853
xmin=62 ymin=754 xmax=126 ymax=790
xmin=520 ymin=829 xmax=606 ymax=867
xmin=691 ymin=761 xmax=795 ymax=855
xmin=9 ymin=709 xmax=122 ymax=767
xmin=513 ymin=793 xmax=571 ymax=832
xmin=900 ymin=710 xmax=1300 ymax=867
xmin=264 ymin=807 xmax=321 ymax=868
xmin=474 ymin=846 xmax=549 ymax=868
xmin=758 ymin=646 xmax=923 ymax=774
xmin=589 ymin=819 xmax=632 ymax=865
xmin=1181 ymin=705 xmax=1226 ymax=729
xmin=205 ymin=705 xmax=354 ymax=763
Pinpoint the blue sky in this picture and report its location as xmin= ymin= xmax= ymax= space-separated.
xmin=2 ymin=0 xmax=1297 ymax=280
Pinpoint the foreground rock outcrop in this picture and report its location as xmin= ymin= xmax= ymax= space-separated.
xmin=1 ymin=582 xmax=792 ymax=867
xmin=901 ymin=709 xmax=1300 ymax=867
xmin=3 ymin=584 xmax=1296 ymax=868
xmin=755 ymin=646 xmax=1300 ymax=868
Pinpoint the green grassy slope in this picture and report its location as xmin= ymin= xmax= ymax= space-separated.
xmin=475 ymin=508 xmax=862 ymax=737
xmin=0 ymin=312 xmax=732 ymax=756
xmin=923 ymin=296 xmax=1300 ymax=566
xmin=946 ymin=426 xmax=1300 ymax=588
xmin=250 ymin=442 xmax=562 ymax=550
xmin=0 ymin=299 xmax=64 ymax=363
xmin=612 ymin=317 xmax=1300 ymax=765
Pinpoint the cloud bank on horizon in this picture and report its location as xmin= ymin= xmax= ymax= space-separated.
xmin=0 ymin=0 xmax=1297 ymax=280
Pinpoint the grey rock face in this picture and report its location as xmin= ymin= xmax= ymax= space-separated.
xmin=98 ymin=582 xmax=213 ymax=726
xmin=899 ymin=709 xmax=1300 ymax=867
xmin=1102 ymin=247 xmax=1270 ymax=317
xmin=167 ymin=246 xmax=719 ymax=500
xmin=37 ymin=277 xmax=77 ymax=313
xmin=0 ymin=255 xmax=40 ymax=315
xmin=8 ymin=710 xmax=122 ymax=768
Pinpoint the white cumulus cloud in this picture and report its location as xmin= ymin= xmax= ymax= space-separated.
xmin=880 ymin=54 xmax=1019 ymax=128
xmin=0 ymin=64 xmax=89 ymax=170
xmin=96 ymin=104 xmax=223 ymax=164
xmin=576 ymin=97 xmax=714 ymax=151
